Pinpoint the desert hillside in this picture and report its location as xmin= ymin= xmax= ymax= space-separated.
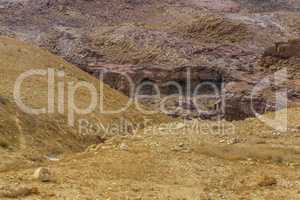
xmin=0 ymin=0 xmax=300 ymax=199
xmin=1 ymin=0 xmax=300 ymax=120
xmin=0 ymin=36 xmax=168 ymax=172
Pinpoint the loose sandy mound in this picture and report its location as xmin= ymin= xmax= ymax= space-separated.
xmin=0 ymin=36 xmax=168 ymax=170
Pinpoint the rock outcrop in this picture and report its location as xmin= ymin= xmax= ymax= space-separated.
xmin=263 ymin=39 xmax=300 ymax=59
xmin=260 ymin=39 xmax=300 ymax=79
xmin=86 ymin=61 xmax=287 ymax=120
xmin=1 ymin=0 xmax=300 ymax=120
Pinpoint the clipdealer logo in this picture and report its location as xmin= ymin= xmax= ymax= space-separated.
xmin=13 ymin=67 xmax=289 ymax=133
xmin=13 ymin=68 xmax=131 ymax=126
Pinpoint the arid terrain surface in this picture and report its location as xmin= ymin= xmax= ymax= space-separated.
xmin=2 ymin=0 xmax=300 ymax=119
xmin=0 ymin=0 xmax=300 ymax=199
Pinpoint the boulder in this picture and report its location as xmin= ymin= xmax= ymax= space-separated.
xmin=263 ymin=39 xmax=300 ymax=59
xmin=33 ymin=167 xmax=53 ymax=182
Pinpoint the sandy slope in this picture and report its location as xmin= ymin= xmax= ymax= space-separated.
xmin=0 ymin=1 xmax=300 ymax=199
xmin=0 ymin=37 xmax=168 ymax=172
xmin=1 ymin=108 xmax=300 ymax=199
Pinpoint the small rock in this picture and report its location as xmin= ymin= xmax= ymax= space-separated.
xmin=178 ymin=143 xmax=185 ymax=147
xmin=0 ymin=186 xmax=39 ymax=198
xmin=132 ymin=186 xmax=141 ymax=192
xmin=258 ymin=176 xmax=277 ymax=187
xmin=120 ymin=143 xmax=129 ymax=151
xmin=33 ymin=167 xmax=52 ymax=182
xmin=45 ymin=155 xmax=60 ymax=162
xmin=290 ymin=128 xmax=298 ymax=133
xmin=256 ymin=140 xmax=266 ymax=144
xmin=227 ymin=138 xmax=240 ymax=145
xmin=172 ymin=143 xmax=192 ymax=153
xmin=272 ymin=132 xmax=281 ymax=136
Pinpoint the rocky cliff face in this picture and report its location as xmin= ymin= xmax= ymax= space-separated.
xmin=260 ymin=39 xmax=300 ymax=80
xmin=263 ymin=39 xmax=300 ymax=59
xmin=236 ymin=0 xmax=300 ymax=12
xmin=1 ymin=0 xmax=300 ymax=120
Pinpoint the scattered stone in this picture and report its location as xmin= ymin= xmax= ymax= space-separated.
xmin=0 ymin=186 xmax=39 ymax=198
xmin=272 ymin=132 xmax=281 ymax=136
xmin=227 ymin=138 xmax=241 ymax=145
xmin=289 ymin=128 xmax=299 ymax=133
xmin=256 ymin=140 xmax=267 ymax=144
xmin=131 ymin=186 xmax=141 ymax=192
xmin=258 ymin=176 xmax=277 ymax=187
xmin=178 ymin=143 xmax=185 ymax=148
xmin=0 ymin=96 xmax=8 ymax=105
xmin=171 ymin=143 xmax=192 ymax=153
xmin=45 ymin=155 xmax=60 ymax=162
xmin=33 ymin=167 xmax=53 ymax=182
xmin=120 ymin=143 xmax=129 ymax=151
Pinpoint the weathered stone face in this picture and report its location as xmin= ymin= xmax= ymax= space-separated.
xmin=1 ymin=0 xmax=300 ymax=120
xmin=263 ymin=39 xmax=300 ymax=59
xmin=86 ymin=60 xmax=291 ymax=121
xmin=236 ymin=0 xmax=300 ymax=12
xmin=260 ymin=39 xmax=300 ymax=80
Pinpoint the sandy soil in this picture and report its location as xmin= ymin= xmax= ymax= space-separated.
xmin=1 ymin=109 xmax=300 ymax=199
